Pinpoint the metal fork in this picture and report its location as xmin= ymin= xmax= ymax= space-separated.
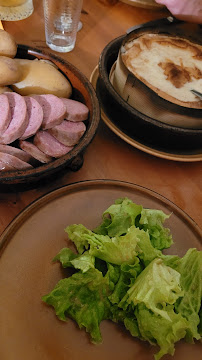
xmin=190 ymin=89 xmax=202 ymax=100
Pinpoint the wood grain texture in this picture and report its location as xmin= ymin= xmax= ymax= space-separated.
xmin=0 ymin=0 xmax=201 ymax=235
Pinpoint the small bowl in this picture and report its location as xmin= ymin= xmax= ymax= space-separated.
xmin=0 ymin=44 xmax=100 ymax=185
xmin=98 ymin=22 xmax=202 ymax=151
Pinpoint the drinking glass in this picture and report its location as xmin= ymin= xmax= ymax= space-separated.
xmin=43 ymin=0 xmax=83 ymax=53
xmin=0 ymin=0 xmax=33 ymax=21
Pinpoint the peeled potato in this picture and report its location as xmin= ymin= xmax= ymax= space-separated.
xmin=0 ymin=56 xmax=22 ymax=86
xmin=11 ymin=58 xmax=72 ymax=98
xmin=0 ymin=29 xmax=17 ymax=58
xmin=0 ymin=86 xmax=12 ymax=94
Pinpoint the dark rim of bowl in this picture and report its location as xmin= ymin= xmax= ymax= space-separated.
xmin=0 ymin=44 xmax=100 ymax=183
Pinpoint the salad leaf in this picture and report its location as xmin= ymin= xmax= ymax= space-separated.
xmin=53 ymin=247 xmax=77 ymax=267
xmin=135 ymin=227 xmax=162 ymax=266
xmin=43 ymin=197 xmax=202 ymax=360
xmin=135 ymin=304 xmax=188 ymax=360
xmin=94 ymin=197 xmax=142 ymax=237
xmin=108 ymin=258 xmax=142 ymax=305
xmin=123 ymin=313 xmax=141 ymax=338
xmin=88 ymin=226 xmax=140 ymax=265
xmin=161 ymin=254 xmax=181 ymax=270
xmin=65 ymin=224 xmax=91 ymax=254
xmin=66 ymin=222 xmax=163 ymax=267
xmin=42 ymin=268 xmax=112 ymax=343
xmin=119 ymin=258 xmax=184 ymax=321
xmin=94 ymin=198 xmax=173 ymax=251
xmin=138 ymin=208 xmax=173 ymax=250
xmin=70 ymin=252 xmax=95 ymax=273
xmin=53 ymin=248 xmax=95 ymax=273
xmin=67 ymin=224 xmax=141 ymax=265
xmin=174 ymin=248 xmax=202 ymax=342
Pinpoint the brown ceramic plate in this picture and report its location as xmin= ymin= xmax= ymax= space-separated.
xmin=91 ymin=66 xmax=202 ymax=162
xmin=0 ymin=45 xmax=100 ymax=185
xmin=0 ymin=180 xmax=201 ymax=360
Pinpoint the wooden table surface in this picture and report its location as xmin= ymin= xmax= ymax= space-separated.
xmin=0 ymin=0 xmax=201 ymax=236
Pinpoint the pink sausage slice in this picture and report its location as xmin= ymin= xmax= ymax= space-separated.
xmin=34 ymin=131 xmax=73 ymax=158
xmin=0 ymin=92 xmax=28 ymax=144
xmin=20 ymin=96 xmax=43 ymax=140
xmin=0 ymin=152 xmax=33 ymax=170
xmin=0 ymin=94 xmax=11 ymax=134
xmin=0 ymin=143 xmax=33 ymax=163
xmin=32 ymin=94 xmax=66 ymax=130
xmin=0 ymin=159 xmax=15 ymax=171
xmin=48 ymin=120 xmax=86 ymax=146
xmin=61 ymin=98 xmax=89 ymax=122
xmin=19 ymin=140 xmax=52 ymax=164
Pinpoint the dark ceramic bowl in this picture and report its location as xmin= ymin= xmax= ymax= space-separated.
xmin=98 ymin=22 xmax=202 ymax=152
xmin=0 ymin=45 xmax=100 ymax=185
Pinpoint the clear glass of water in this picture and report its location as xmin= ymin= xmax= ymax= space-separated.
xmin=43 ymin=0 xmax=83 ymax=53
xmin=0 ymin=0 xmax=33 ymax=21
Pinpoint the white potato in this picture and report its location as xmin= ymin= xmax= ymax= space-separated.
xmin=0 ymin=86 xmax=12 ymax=93
xmin=11 ymin=59 xmax=72 ymax=98
xmin=0 ymin=29 xmax=17 ymax=58
xmin=0 ymin=56 xmax=22 ymax=86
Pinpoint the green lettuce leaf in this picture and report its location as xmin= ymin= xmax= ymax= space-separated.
xmin=93 ymin=197 xmax=173 ymax=251
xmin=42 ymin=268 xmax=112 ymax=343
xmin=66 ymin=224 xmax=141 ymax=265
xmin=43 ymin=196 xmax=201 ymax=360
xmin=88 ymin=226 xmax=140 ymax=265
xmin=94 ymin=197 xmax=142 ymax=237
xmin=135 ymin=228 xmax=162 ymax=267
xmin=53 ymin=247 xmax=77 ymax=267
xmin=135 ymin=304 xmax=188 ymax=360
xmin=108 ymin=259 xmax=142 ymax=305
xmin=104 ymin=263 xmax=120 ymax=292
xmin=123 ymin=313 xmax=141 ymax=338
xmin=108 ymin=303 xmax=141 ymax=338
xmin=174 ymin=248 xmax=202 ymax=342
xmin=161 ymin=254 xmax=181 ymax=270
xmin=53 ymin=247 xmax=95 ymax=273
xmin=138 ymin=208 xmax=173 ymax=250
xmin=119 ymin=258 xmax=184 ymax=321
xmin=65 ymin=224 xmax=91 ymax=254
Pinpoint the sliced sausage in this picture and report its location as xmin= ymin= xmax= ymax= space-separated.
xmin=19 ymin=96 xmax=43 ymax=140
xmin=0 ymin=92 xmax=28 ymax=144
xmin=32 ymin=94 xmax=66 ymax=130
xmin=0 ymin=152 xmax=33 ymax=169
xmin=61 ymin=98 xmax=89 ymax=122
xmin=0 ymin=159 xmax=15 ymax=171
xmin=0 ymin=143 xmax=33 ymax=163
xmin=34 ymin=131 xmax=73 ymax=158
xmin=0 ymin=94 xmax=11 ymax=134
xmin=19 ymin=140 xmax=52 ymax=164
xmin=48 ymin=120 xmax=86 ymax=146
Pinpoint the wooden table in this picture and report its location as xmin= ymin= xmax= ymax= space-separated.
xmin=0 ymin=0 xmax=201 ymax=236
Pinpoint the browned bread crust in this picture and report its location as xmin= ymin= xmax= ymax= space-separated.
xmin=122 ymin=33 xmax=202 ymax=109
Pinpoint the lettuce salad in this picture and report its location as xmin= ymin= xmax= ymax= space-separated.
xmin=42 ymin=197 xmax=202 ymax=360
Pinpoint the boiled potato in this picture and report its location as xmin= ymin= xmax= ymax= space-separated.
xmin=0 ymin=29 xmax=17 ymax=58
xmin=0 ymin=86 xmax=12 ymax=93
xmin=11 ymin=59 xmax=72 ymax=98
xmin=0 ymin=56 xmax=22 ymax=86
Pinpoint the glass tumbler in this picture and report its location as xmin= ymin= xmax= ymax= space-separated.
xmin=43 ymin=0 xmax=83 ymax=53
xmin=0 ymin=0 xmax=33 ymax=21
